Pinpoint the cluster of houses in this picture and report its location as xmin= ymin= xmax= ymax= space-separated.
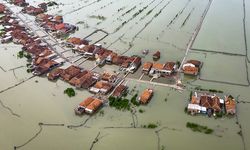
xmin=35 ymin=13 xmax=77 ymax=38
xmin=0 ymin=4 xmax=64 ymax=76
xmin=187 ymin=91 xmax=236 ymax=117
xmin=48 ymin=65 xmax=122 ymax=95
xmin=8 ymin=0 xmax=29 ymax=7
xmin=21 ymin=3 xmax=47 ymax=16
xmin=65 ymin=38 xmax=142 ymax=73
xmin=142 ymin=61 xmax=178 ymax=77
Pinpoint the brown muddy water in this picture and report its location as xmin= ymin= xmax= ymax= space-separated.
xmin=0 ymin=0 xmax=250 ymax=149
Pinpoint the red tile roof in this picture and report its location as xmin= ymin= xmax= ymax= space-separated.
xmin=139 ymin=89 xmax=153 ymax=104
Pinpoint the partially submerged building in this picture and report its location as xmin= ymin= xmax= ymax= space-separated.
xmin=187 ymin=91 xmax=235 ymax=117
xmin=75 ymin=97 xmax=103 ymax=115
xmin=139 ymin=89 xmax=153 ymax=104
xmin=183 ymin=60 xmax=202 ymax=76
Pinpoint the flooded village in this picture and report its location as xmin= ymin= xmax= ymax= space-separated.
xmin=0 ymin=0 xmax=250 ymax=150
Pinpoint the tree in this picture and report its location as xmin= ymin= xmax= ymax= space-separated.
xmin=64 ymin=88 xmax=76 ymax=97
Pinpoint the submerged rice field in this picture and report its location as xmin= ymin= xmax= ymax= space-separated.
xmin=0 ymin=0 xmax=250 ymax=149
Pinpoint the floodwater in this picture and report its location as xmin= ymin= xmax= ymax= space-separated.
xmin=0 ymin=0 xmax=250 ymax=149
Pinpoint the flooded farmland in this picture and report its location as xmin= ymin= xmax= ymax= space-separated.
xmin=0 ymin=0 xmax=250 ymax=150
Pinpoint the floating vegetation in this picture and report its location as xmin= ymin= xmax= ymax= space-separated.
xmin=186 ymin=122 xmax=214 ymax=134
xmin=89 ymin=15 xmax=106 ymax=21
xmin=64 ymin=88 xmax=76 ymax=97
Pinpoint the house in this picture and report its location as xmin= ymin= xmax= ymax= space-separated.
xmin=85 ymin=98 xmax=103 ymax=114
xmin=47 ymin=68 xmax=63 ymax=80
xmin=0 ymin=4 xmax=6 ymax=14
xmin=22 ymin=6 xmax=44 ymax=16
xmin=78 ymin=45 xmax=100 ymax=58
xmin=199 ymin=95 xmax=222 ymax=116
xmin=101 ymin=72 xmax=117 ymax=83
xmin=38 ymin=3 xmax=47 ymax=11
xmin=68 ymin=70 xmax=97 ymax=88
xmin=69 ymin=70 xmax=89 ymax=86
xmin=52 ymin=15 xmax=63 ymax=24
xmin=139 ymin=89 xmax=153 ymax=104
xmin=81 ymin=75 xmax=97 ymax=89
xmin=225 ymin=96 xmax=236 ymax=115
xmin=153 ymin=51 xmax=160 ymax=60
xmin=162 ymin=62 xmax=177 ymax=76
xmin=66 ymin=37 xmax=88 ymax=47
xmin=33 ymin=60 xmax=59 ymax=76
xmin=11 ymin=0 xmax=29 ymax=7
xmin=183 ymin=60 xmax=202 ymax=76
xmin=54 ymin=23 xmax=77 ymax=36
xmin=105 ymin=52 xmax=117 ymax=64
xmin=112 ymin=84 xmax=128 ymax=98
xmin=149 ymin=63 xmax=165 ymax=76
xmin=35 ymin=13 xmax=52 ymax=23
xmin=187 ymin=104 xmax=206 ymax=115
xmin=129 ymin=57 xmax=141 ymax=73
xmin=142 ymin=62 xmax=153 ymax=74
xmin=60 ymin=65 xmax=81 ymax=81
xmin=89 ymin=81 xmax=113 ymax=94
xmin=120 ymin=56 xmax=141 ymax=73
xmin=74 ymin=97 xmax=95 ymax=115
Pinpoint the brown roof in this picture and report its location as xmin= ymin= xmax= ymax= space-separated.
xmin=211 ymin=96 xmax=221 ymax=112
xmin=101 ymin=72 xmax=116 ymax=81
xmin=164 ymin=62 xmax=175 ymax=71
xmin=183 ymin=66 xmax=199 ymax=75
xmin=153 ymin=51 xmax=160 ymax=59
xmin=152 ymin=63 xmax=165 ymax=70
xmin=139 ymin=89 xmax=153 ymax=104
xmin=86 ymin=99 xmax=102 ymax=112
xmin=79 ymin=97 xmax=95 ymax=107
xmin=69 ymin=70 xmax=89 ymax=86
xmin=186 ymin=60 xmax=201 ymax=67
xmin=0 ymin=4 xmax=6 ymax=13
xmin=43 ymin=60 xmax=57 ymax=68
xmin=48 ymin=68 xmax=63 ymax=80
xmin=79 ymin=45 xmax=95 ymax=53
xmin=225 ymin=96 xmax=236 ymax=114
xmin=67 ymin=37 xmax=82 ymax=45
xmin=60 ymin=65 xmax=81 ymax=81
xmin=112 ymin=84 xmax=127 ymax=97
xmin=191 ymin=96 xmax=199 ymax=104
xmin=200 ymin=95 xmax=221 ymax=112
xmin=143 ymin=62 xmax=153 ymax=70
xmin=94 ymin=81 xmax=112 ymax=89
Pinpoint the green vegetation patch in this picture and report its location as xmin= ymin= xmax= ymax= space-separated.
xmin=142 ymin=123 xmax=158 ymax=129
xmin=64 ymin=88 xmax=76 ymax=97
xmin=17 ymin=50 xmax=32 ymax=61
xmin=186 ymin=122 xmax=214 ymax=134
xmin=109 ymin=94 xmax=140 ymax=111
xmin=109 ymin=96 xmax=130 ymax=111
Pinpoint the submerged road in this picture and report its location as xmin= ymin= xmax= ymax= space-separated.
xmin=178 ymin=0 xmax=213 ymax=72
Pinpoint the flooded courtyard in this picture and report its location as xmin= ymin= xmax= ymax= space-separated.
xmin=0 ymin=0 xmax=250 ymax=150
